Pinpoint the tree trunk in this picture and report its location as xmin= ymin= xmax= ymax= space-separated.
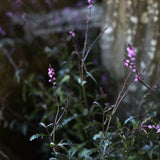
xmin=101 ymin=0 xmax=160 ymax=115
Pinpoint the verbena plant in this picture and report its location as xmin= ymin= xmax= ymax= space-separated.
xmin=1 ymin=0 xmax=160 ymax=160
xmin=29 ymin=1 xmax=160 ymax=160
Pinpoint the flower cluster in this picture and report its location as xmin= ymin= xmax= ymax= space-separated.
xmin=148 ymin=124 xmax=160 ymax=133
xmin=69 ymin=30 xmax=75 ymax=37
xmin=88 ymin=0 xmax=94 ymax=8
xmin=48 ymin=65 xmax=56 ymax=86
xmin=124 ymin=45 xmax=136 ymax=72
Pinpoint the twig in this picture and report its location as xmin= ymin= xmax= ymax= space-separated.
xmin=53 ymin=86 xmax=60 ymax=143
xmin=56 ymin=96 xmax=69 ymax=125
xmin=83 ymin=27 xmax=108 ymax=62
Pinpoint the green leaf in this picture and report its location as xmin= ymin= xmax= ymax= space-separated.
xmin=77 ymin=77 xmax=86 ymax=87
xmin=86 ymin=71 xmax=97 ymax=84
xmin=78 ymin=148 xmax=92 ymax=159
xmin=133 ymin=120 xmax=139 ymax=129
xmin=84 ymin=120 xmax=100 ymax=130
xmin=131 ymin=135 xmax=135 ymax=146
xmin=44 ymin=46 xmax=52 ymax=53
xmin=29 ymin=133 xmax=46 ymax=141
xmin=47 ymin=123 xmax=53 ymax=128
xmin=116 ymin=117 xmax=121 ymax=128
xmin=103 ymin=139 xmax=111 ymax=155
xmin=71 ymin=142 xmax=87 ymax=158
xmin=15 ymin=69 xmax=23 ymax=83
xmin=124 ymin=116 xmax=135 ymax=125
xmin=138 ymin=150 xmax=147 ymax=155
xmin=39 ymin=122 xmax=46 ymax=128
xmin=93 ymin=131 xmax=104 ymax=140
xmin=62 ymin=114 xmax=77 ymax=126
xmin=56 ymin=114 xmax=78 ymax=130
xmin=93 ymin=101 xmax=101 ymax=106
xmin=57 ymin=143 xmax=69 ymax=151
xmin=60 ymin=75 xmax=70 ymax=84
xmin=50 ymin=142 xmax=56 ymax=148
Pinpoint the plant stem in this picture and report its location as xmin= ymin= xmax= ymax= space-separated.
xmin=138 ymin=78 xmax=159 ymax=100
xmin=56 ymin=97 xmax=69 ymax=125
xmin=105 ymin=115 xmax=112 ymax=136
xmin=53 ymin=86 xmax=60 ymax=143
xmin=105 ymin=71 xmax=132 ymax=136
xmin=83 ymin=27 xmax=108 ymax=62
xmin=112 ymin=70 xmax=132 ymax=116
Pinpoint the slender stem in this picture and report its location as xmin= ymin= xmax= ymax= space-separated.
xmin=82 ymin=86 xmax=88 ymax=108
xmin=56 ymin=97 xmax=69 ymax=125
xmin=112 ymin=70 xmax=132 ymax=116
xmin=45 ymin=125 xmax=52 ymax=142
xmin=53 ymin=86 xmax=60 ymax=143
xmin=80 ymin=8 xmax=92 ymax=108
xmin=105 ymin=71 xmax=133 ymax=136
xmin=125 ymin=125 xmax=148 ymax=138
xmin=138 ymin=78 xmax=159 ymax=100
xmin=114 ymin=80 xmax=135 ymax=113
xmin=105 ymin=115 xmax=112 ymax=136
xmin=102 ymin=106 xmax=108 ymax=137
xmin=82 ymin=8 xmax=91 ymax=60
xmin=83 ymin=27 xmax=108 ymax=62
xmin=71 ymin=37 xmax=82 ymax=79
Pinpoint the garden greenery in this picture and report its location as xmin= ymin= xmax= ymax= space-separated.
xmin=0 ymin=0 xmax=160 ymax=160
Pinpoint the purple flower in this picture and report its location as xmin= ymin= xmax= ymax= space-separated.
xmin=127 ymin=47 xmax=136 ymax=57
xmin=132 ymin=68 xmax=136 ymax=72
xmin=88 ymin=0 xmax=94 ymax=8
xmin=69 ymin=30 xmax=75 ymax=37
xmin=157 ymin=128 xmax=160 ymax=133
xmin=124 ymin=45 xmax=137 ymax=73
xmin=154 ymin=84 xmax=157 ymax=89
xmin=48 ymin=65 xmax=56 ymax=86
xmin=88 ymin=0 xmax=93 ymax=4
xmin=148 ymin=124 xmax=160 ymax=133
xmin=148 ymin=125 xmax=153 ymax=129
xmin=135 ymin=74 xmax=139 ymax=82
xmin=88 ymin=4 xmax=93 ymax=8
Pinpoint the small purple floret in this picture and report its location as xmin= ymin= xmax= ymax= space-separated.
xmin=48 ymin=65 xmax=56 ymax=86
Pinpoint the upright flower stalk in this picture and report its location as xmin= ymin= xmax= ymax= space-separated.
xmin=105 ymin=45 xmax=137 ymax=136
xmin=48 ymin=65 xmax=59 ymax=142
xmin=105 ymin=45 xmax=160 ymax=136
xmin=124 ymin=46 xmax=159 ymax=98
xmin=47 ymin=65 xmax=70 ymax=150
